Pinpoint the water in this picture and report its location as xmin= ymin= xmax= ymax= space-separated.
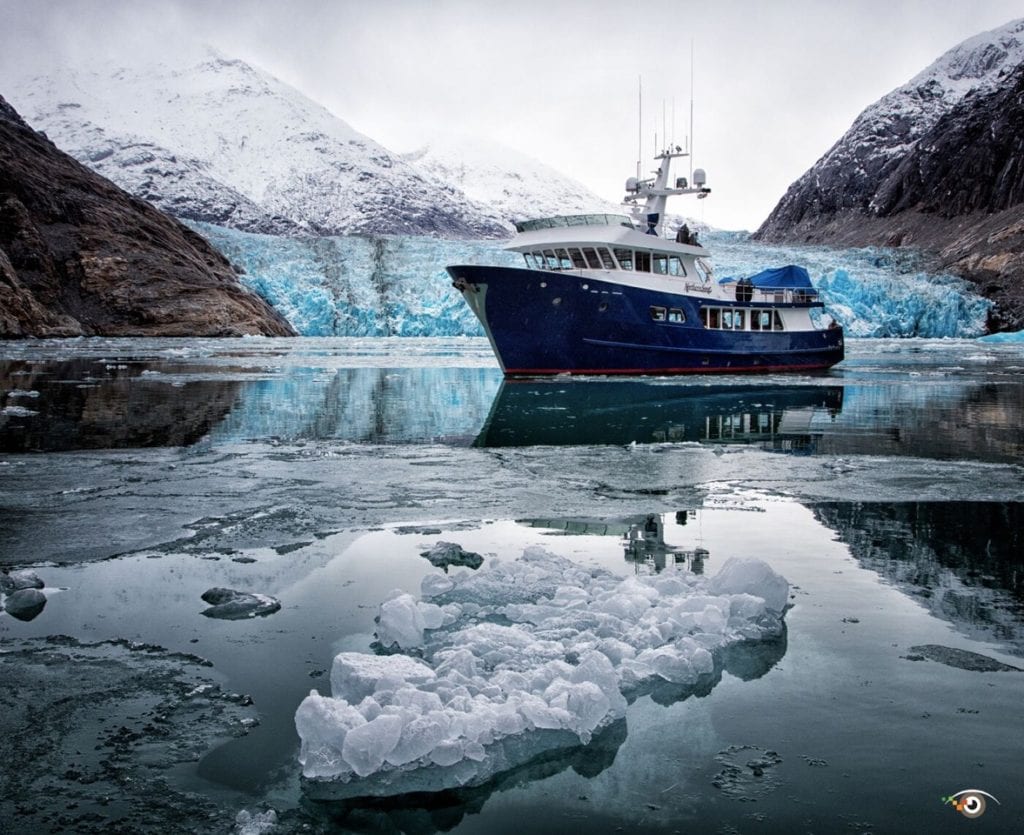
xmin=2 ymin=336 xmax=1023 ymax=833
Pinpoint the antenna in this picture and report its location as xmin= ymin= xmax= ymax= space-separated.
xmin=689 ymin=38 xmax=695 ymax=183
xmin=637 ymin=75 xmax=642 ymax=181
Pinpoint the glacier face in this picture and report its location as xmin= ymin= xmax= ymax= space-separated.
xmin=193 ymin=223 xmax=520 ymax=337
xmin=193 ymin=224 xmax=992 ymax=339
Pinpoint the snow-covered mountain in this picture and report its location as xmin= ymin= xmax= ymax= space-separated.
xmin=755 ymin=17 xmax=1024 ymax=239
xmin=754 ymin=17 xmax=1024 ymax=330
xmin=402 ymin=134 xmax=622 ymax=224
xmin=7 ymin=49 xmax=631 ymax=240
xmin=8 ymin=52 xmax=513 ymax=238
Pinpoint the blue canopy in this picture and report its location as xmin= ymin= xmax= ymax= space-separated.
xmin=719 ymin=265 xmax=814 ymax=289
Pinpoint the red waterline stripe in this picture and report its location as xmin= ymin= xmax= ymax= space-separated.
xmin=504 ymin=363 xmax=837 ymax=376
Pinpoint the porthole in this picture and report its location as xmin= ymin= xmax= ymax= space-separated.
xmin=552 ymin=297 xmax=562 ymax=306
xmin=540 ymin=281 xmax=547 ymax=288
xmin=599 ymin=301 xmax=608 ymax=312
xmin=581 ymin=283 xmax=589 ymax=290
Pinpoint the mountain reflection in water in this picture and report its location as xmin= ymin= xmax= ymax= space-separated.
xmin=0 ymin=359 xmax=241 ymax=452
xmin=812 ymin=502 xmax=1024 ymax=654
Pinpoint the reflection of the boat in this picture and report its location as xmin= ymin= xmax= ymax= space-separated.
xmin=519 ymin=511 xmax=709 ymax=575
xmin=474 ymin=380 xmax=843 ymax=450
xmin=624 ymin=512 xmax=709 ymax=575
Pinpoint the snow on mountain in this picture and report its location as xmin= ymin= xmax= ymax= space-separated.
xmin=8 ymin=51 xmax=509 ymax=238
xmin=756 ymin=17 xmax=1024 ymax=237
xmin=402 ymin=134 xmax=623 ymax=226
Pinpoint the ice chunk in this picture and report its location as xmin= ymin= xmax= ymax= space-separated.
xmin=421 ymin=573 xmax=455 ymax=598
xmin=330 ymin=652 xmax=436 ymax=703
xmin=2 ymin=588 xmax=47 ymax=621
xmin=707 ymin=558 xmax=789 ymax=614
xmin=420 ymin=541 xmax=484 ymax=571
xmin=200 ymin=588 xmax=280 ymax=620
xmin=376 ymin=593 xmax=427 ymax=648
xmin=0 ymin=569 xmax=45 ymax=593
xmin=234 ymin=808 xmax=278 ymax=835
xmin=297 ymin=549 xmax=788 ymax=798
xmin=294 ymin=692 xmax=368 ymax=779
xmin=342 ymin=713 xmax=405 ymax=777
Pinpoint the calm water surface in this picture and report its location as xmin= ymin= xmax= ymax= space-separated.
xmin=2 ymin=337 xmax=1023 ymax=833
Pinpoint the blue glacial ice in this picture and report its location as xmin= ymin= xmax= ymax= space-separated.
xmin=294 ymin=547 xmax=788 ymax=798
xmin=711 ymin=237 xmax=992 ymax=338
xmin=192 ymin=223 xmax=992 ymax=339
xmin=979 ymin=329 xmax=1024 ymax=343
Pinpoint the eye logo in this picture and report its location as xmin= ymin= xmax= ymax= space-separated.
xmin=942 ymin=789 xmax=1001 ymax=819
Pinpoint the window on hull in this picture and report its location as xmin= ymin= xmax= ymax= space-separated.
xmin=651 ymin=306 xmax=686 ymax=324
xmin=701 ymin=307 xmax=784 ymax=331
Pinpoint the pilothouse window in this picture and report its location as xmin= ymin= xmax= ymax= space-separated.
xmin=582 ymin=248 xmax=602 ymax=269
xmin=570 ymin=249 xmax=588 ymax=269
xmin=613 ymin=248 xmax=633 ymax=270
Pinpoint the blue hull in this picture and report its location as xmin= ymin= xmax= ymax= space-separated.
xmin=448 ymin=265 xmax=844 ymax=376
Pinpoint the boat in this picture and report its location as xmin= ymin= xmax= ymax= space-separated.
xmin=447 ymin=148 xmax=844 ymax=376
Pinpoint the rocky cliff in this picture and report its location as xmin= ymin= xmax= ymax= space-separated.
xmin=0 ymin=94 xmax=295 ymax=338
xmin=755 ymin=19 xmax=1024 ymax=331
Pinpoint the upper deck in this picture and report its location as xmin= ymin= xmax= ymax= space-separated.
xmin=507 ymin=212 xmax=710 ymax=258
xmin=513 ymin=214 xmax=635 ymax=233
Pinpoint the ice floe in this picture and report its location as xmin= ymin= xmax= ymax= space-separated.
xmin=296 ymin=546 xmax=788 ymax=798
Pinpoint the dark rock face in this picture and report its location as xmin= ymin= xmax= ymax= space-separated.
xmin=755 ymin=52 xmax=1024 ymax=331
xmin=0 ymin=94 xmax=295 ymax=338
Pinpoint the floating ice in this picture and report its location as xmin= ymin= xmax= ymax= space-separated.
xmin=234 ymin=809 xmax=278 ymax=835
xmin=2 ymin=588 xmax=47 ymax=621
xmin=295 ymin=547 xmax=788 ymax=798
xmin=200 ymin=588 xmax=281 ymax=620
xmin=420 ymin=541 xmax=484 ymax=571
xmin=0 ymin=569 xmax=45 ymax=593
xmin=979 ymin=329 xmax=1024 ymax=343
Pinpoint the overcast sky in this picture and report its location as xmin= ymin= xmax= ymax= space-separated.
xmin=2 ymin=0 xmax=1022 ymax=230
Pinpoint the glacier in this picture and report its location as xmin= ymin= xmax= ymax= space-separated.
xmin=192 ymin=223 xmax=992 ymax=339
